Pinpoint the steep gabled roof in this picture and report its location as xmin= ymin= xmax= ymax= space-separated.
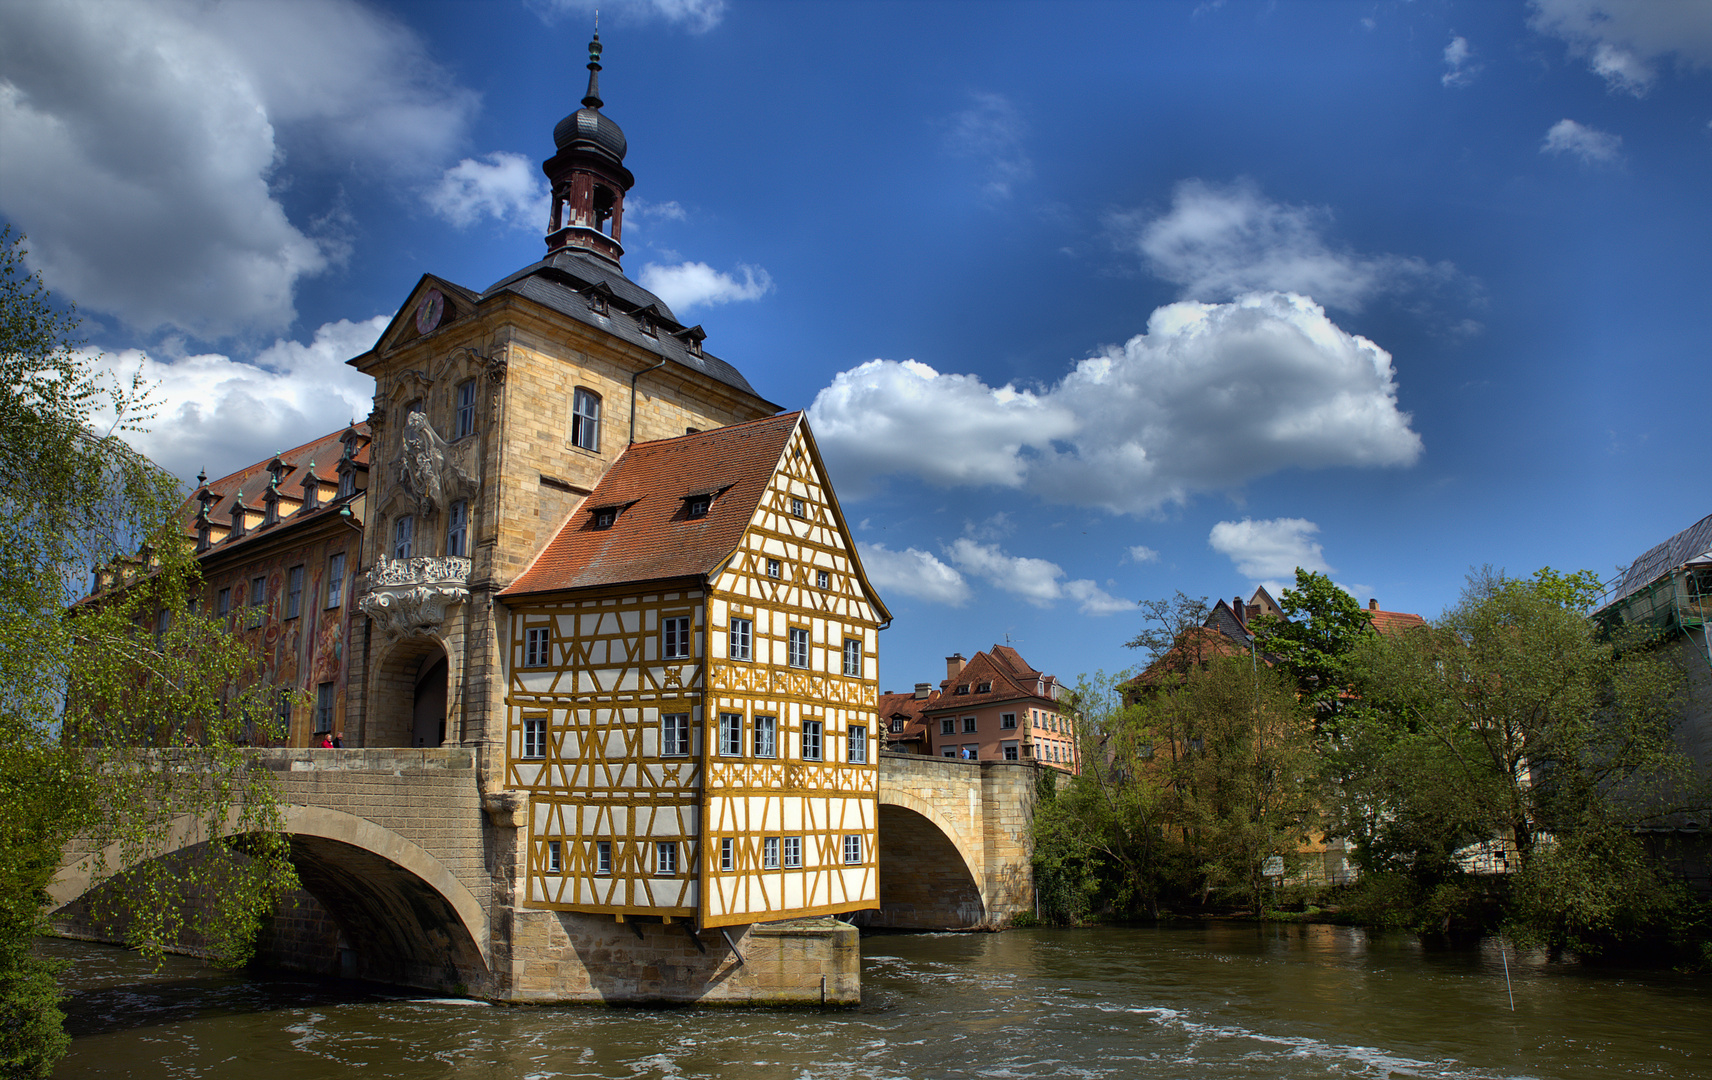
xmin=500 ymin=412 xmax=802 ymax=596
xmin=178 ymin=424 xmax=369 ymax=556
xmin=924 ymin=646 xmax=1056 ymax=714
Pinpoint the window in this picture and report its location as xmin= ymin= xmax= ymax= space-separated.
xmin=962 ymin=716 xmax=977 ymax=733
xmin=446 ymin=500 xmax=468 ymax=558
xmin=890 ymin=717 xmax=905 ymax=733
xmin=791 ymin=497 xmax=805 ymax=517
xmin=216 ymin=587 xmax=231 ymax=617
xmin=661 ymin=712 xmax=690 ymax=757
xmin=286 ymin=565 xmax=304 ymax=618
xmin=962 ymin=744 xmax=978 ymax=760
xmin=662 ymin=616 xmax=692 ymax=659
xmin=276 ymin=686 xmax=293 ymax=727
xmin=326 ymin=552 xmax=345 ymax=608
xmin=315 ymin=682 xmax=335 ymax=734
xmin=338 ymin=470 xmax=355 ymax=499
xmin=955 ymin=684 xmax=969 ymax=695
xmin=719 ymin=712 xmax=743 ymax=757
xmin=1001 ymin=712 xmax=1017 ymax=729
xmin=763 ymin=837 xmax=780 ymax=870
xmin=843 ymin=834 xmax=863 ymax=865
xmin=455 ymin=380 xmax=477 ymax=439
xmin=250 ymin=575 xmax=267 ymax=607
xmin=571 ymin=388 xmax=601 ymax=451
xmin=782 ymin=836 xmax=802 ymax=868
xmin=392 ymin=514 xmax=414 ymax=559
xmin=546 ymin=840 xmax=562 ymax=873
xmin=595 ymin=841 xmax=612 ymax=875
xmin=766 ymin=558 xmax=781 ymax=579
xmin=940 ymin=718 xmax=955 ymax=736
xmin=848 ymin=725 xmax=868 ymax=764
xmin=942 ymin=746 xmax=957 ymax=758
xmin=720 ymin=837 xmax=734 ymax=872
xmin=522 ymin=715 xmax=548 ymax=759
xmin=1003 ymin=741 xmax=1019 ymax=761
xmin=788 ymin=626 xmax=809 ymax=669
xmin=686 ymin=494 xmax=710 ymax=518
xmin=592 ymin=507 xmax=616 ymax=529
xmin=656 ymin=841 xmax=678 ymax=875
xmin=802 ymin=719 xmax=823 ymax=761
xmin=817 ymin=569 xmax=830 ymax=589
xmin=753 ymin=715 xmax=776 ymax=758
xmin=729 ymin=617 xmax=752 ymax=661
xmin=524 ymin=626 xmax=551 ymax=667
xmin=842 ymin=638 xmax=861 ymax=677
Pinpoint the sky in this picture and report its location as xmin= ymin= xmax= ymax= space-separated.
xmin=2 ymin=0 xmax=1708 ymax=692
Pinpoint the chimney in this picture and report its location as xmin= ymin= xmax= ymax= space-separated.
xmin=946 ymin=653 xmax=966 ymax=682
xmin=1233 ymin=596 xmax=1246 ymax=625
xmin=914 ymin=682 xmax=932 ymax=700
xmin=1369 ymin=598 xmax=1379 ymax=611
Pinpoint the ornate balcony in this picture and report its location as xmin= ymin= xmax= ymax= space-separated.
xmin=358 ymin=555 xmax=472 ymax=640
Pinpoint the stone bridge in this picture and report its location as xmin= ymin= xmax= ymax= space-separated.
xmin=49 ymin=748 xmax=1045 ymax=998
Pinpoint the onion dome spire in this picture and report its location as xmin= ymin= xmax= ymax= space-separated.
xmin=583 ymin=32 xmax=603 ymax=109
xmin=543 ymin=21 xmax=634 ymax=267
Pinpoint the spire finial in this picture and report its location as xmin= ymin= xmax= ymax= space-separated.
xmin=582 ymin=21 xmax=604 ymax=110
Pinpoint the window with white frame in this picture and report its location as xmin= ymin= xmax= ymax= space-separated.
xmin=392 ymin=514 xmax=414 ymax=559
xmin=662 ymin=615 xmax=692 ymax=659
xmin=802 ymin=719 xmax=823 ymax=761
xmin=595 ymin=841 xmax=612 ymax=875
xmin=766 ymin=558 xmax=781 ymax=579
xmin=656 ymin=841 xmax=678 ymax=875
xmin=522 ymin=715 xmax=548 ymax=759
xmin=1001 ymin=712 xmax=1017 ymax=729
xmin=524 ymin=626 xmax=550 ymax=667
xmin=729 ymin=617 xmax=752 ymax=661
xmin=763 ymin=837 xmax=780 ymax=870
xmin=286 ymin=565 xmax=304 ymax=618
xmin=446 ymin=499 xmax=468 ymax=558
xmin=842 ymin=638 xmax=861 ymax=677
xmin=546 ymin=840 xmax=562 ymax=873
xmin=782 ymin=836 xmax=802 ymax=868
xmin=719 ymin=712 xmax=743 ymax=756
xmin=963 ymin=716 xmax=977 ymax=733
xmin=788 ymin=626 xmax=809 ymax=668
xmin=790 ymin=497 xmax=804 ymax=517
xmin=848 ymin=725 xmax=867 ymax=764
xmin=455 ymin=379 xmax=477 ymax=439
xmin=890 ymin=717 xmax=905 ymax=733
xmin=719 ymin=837 xmax=734 ymax=872
xmin=817 ymin=569 xmax=830 ymax=589
xmin=326 ymin=552 xmax=345 ymax=608
xmin=753 ymin=715 xmax=776 ymax=758
xmin=661 ymin=712 xmax=690 ymax=756
xmin=940 ymin=717 xmax=954 ymax=735
xmin=843 ymin=834 xmax=863 ymax=864
xmin=571 ymin=388 xmax=601 ymax=451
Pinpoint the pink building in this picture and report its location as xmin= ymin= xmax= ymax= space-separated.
xmin=921 ymin=646 xmax=1076 ymax=772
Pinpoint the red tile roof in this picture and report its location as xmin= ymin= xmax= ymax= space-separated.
xmin=923 ymin=646 xmax=1058 ymax=714
xmin=501 ymin=412 xmax=803 ymax=596
xmin=178 ymin=424 xmax=369 ymax=551
xmin=1370 ymin=609 xmax=1428 ymax=635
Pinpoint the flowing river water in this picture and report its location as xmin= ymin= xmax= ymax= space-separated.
xmin=47 ymin=924 xmax=1708 ymax=1079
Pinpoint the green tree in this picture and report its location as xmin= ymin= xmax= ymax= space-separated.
xmin=1251 ymin=569 xmax=1374 ymax=717
xmin=0 ymin=231 xmax=296 ymax=1076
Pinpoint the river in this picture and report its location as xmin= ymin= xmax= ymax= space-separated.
xmin=47 ymin=924 xmax=1708 ymax=1079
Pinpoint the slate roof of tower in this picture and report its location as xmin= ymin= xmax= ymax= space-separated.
xmin=482 ymin=250 xmax=773 ymax=405
xmin=500 ymin=412 xmax=804 ymax=596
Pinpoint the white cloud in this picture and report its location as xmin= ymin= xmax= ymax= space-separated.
xmin=1530 ymin=0 xmax=1712 ymax=96
xmin=625 ymin=197 xmax=687 ymax=224
xmin=1442 ymin=35 xmax=1482 ymax=87
xmin=1209 ymin=518 xmax=1333 ymax=581
xmin=87 ymin=315 xmax=387 ymax=486
xmin=858 ymin=543 xmax=970 ymax=607
xmin=1542 ymin=119 xmax=1624 ymax=164
xmin=427 ymin=153 xmax=549 ymax=232
xmin=1115 ymin=179 xmax=1454 ymax=311
xmin=1124 ymin=545 xmax=1161 ymax=564
xmin=638 ymin=262 xmax=773 ymax=314
xmin=0 ymin=0 xmax=475 ymax=338
xmin=946 ymin=539 xmax=1132 ymax=616
xmin=945 ymin=92 xmax=1033 ymax=199
xmin=810 ymin=291 xmax=1423 ymax=515
xmin=531 ymin=0 xmax=726 ymax=34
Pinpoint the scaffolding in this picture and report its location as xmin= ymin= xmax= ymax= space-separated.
xmin=1594 ymin=512 xmax=1712 ymax=671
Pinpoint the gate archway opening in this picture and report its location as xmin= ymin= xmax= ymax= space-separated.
xmin=368 ymin=636 xmax=451 ymax=748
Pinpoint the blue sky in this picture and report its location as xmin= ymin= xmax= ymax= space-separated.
xmin=2 ymin=0 xmax=1707 ymax=691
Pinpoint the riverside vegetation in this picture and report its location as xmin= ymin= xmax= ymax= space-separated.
xmin=1032 ymin=568 xmax=1712 ymax=967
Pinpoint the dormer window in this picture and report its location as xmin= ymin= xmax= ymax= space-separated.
xmin=337 ymin=469 xmax=355 ymax=499
xmin=955 ymin=684 xmax=970 ymax=695
xmin=590 ymin=292 xmax=609 ymax=315
xmin=592 ymin=507 xmax=618 ymax=529
xmin=977 ymin=681 xmax=992 ymax=693
xmin=686 ymin=495 xmax=710 ymax=519
xmin=637 ymin=313 xmax=657 ymax=338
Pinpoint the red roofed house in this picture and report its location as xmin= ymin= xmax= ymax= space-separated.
xmin=920 ymin=646 xmax=1076 ymax=772
xmin=878 ymin=682 xmax=941 ymax=754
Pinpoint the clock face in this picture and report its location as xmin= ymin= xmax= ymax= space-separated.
xmin=415 ymin=289 xmax=444 ymax=335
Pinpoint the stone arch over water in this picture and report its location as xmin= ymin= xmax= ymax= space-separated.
xmin=866 ymin=794 xmax=986 ymax=928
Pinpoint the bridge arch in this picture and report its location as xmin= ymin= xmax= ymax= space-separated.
xmin=870 ymin=789 xmax=987 ymax=929
xmin=51 ymin=804 xmax=489 ymax=993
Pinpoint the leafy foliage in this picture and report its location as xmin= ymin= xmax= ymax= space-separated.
xmin=1250 ymin=569 xmax=1374 ymax=715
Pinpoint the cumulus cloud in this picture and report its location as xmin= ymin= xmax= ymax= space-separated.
xmin=531 ymin=0 xmax=726 ymax=34
xmin=427 ymin=153 xmax=549 ymax=231
xmin=87 ymin=315 xmax=387 ymax=486
xmin=1542 ymin=118 xmax=1624 ymax=163
xmin=858 ymin=543 xmax=970 ymax=607
xmin=945 ymin=92 xmax=1033 ymax=199
xmin=1114 ymin=179 xmax=1454 ymax=312
xmin=809 ymin=291 xmax=1423 ymax=515
xmin=1208 ymin=518 xmax=1333 ymax=582
xmin=1124 ymin=545 xmax=1161 ymax=564
xmin=638 ymin=261 xmax=773 ymax=313
xmin=1530 ymin=0 xmax=1712 ymax=96
xmin=625 ymin=197 xmax=688 ymax=224
xmin=1442 ymin=35 xmax=1482 ymax=87
xmin=946 ymin=539 xmax=1132 ymax=616
xmin=0 ymin=0 xmax=476 ymax=338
